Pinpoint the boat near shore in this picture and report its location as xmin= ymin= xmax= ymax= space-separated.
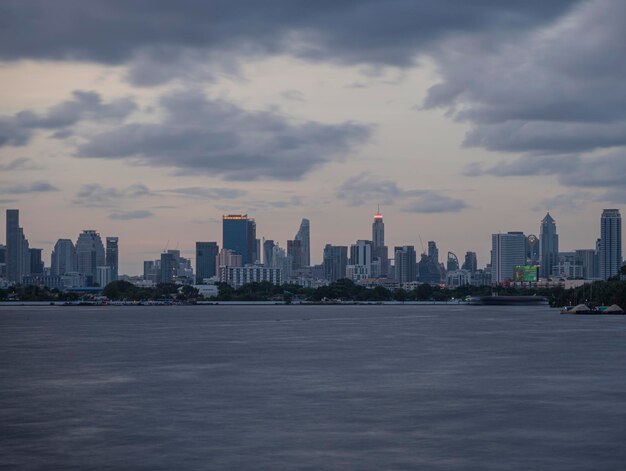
xmin=468 ymin=295 xmax=549 ymax=306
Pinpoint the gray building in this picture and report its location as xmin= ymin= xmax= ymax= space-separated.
xmin=29 ymin=248 xmax=44 ymax=275
xmin=539 ymin=213 xmax=559 ymax=277
xmin=195 ymin=241 xmax=219 ymax=283
xmin=491 ymin=232 xmax=527 ymax=283
xmin=599 ymin=209 xmax=622 ymax=280
xmin=6 ymin=209 xmax=30 ymax=283
xmin=462 ymin=251 xmax=478 ymax=273
xmin=394 ymin=246 xmax=417 ymax=284
xmin=575 ymin=249 xmax=598 ymax=279
xmin=159 ymin=252 xmax=177 ymax=283
xmin=51 ymin=239 xmax=77 ymax=276
xmin=76 ymin=230 xmax=105 ymax=285
xmin=295 ymin=218 xmax=310 ymax=267
xmin=106 ymin=237 xmax=119 ymax=281
xmin=263 ymin=239 xmax=276 ymax=267
xmin=287 ymin=239 xmax=305 ymax=271
xmin=372 ymin=211 xmax=388 ymax=277
xmin=323 ymin=245 xmax=348 ymax=282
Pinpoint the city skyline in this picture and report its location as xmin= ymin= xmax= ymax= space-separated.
xmin=1 ymin=206 xmax=621 ymax=279
xmin=1 ymin=1 xmax=625 ymax=275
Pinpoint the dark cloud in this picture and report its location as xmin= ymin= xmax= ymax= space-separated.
xmin=0 ymin=91 xmax=136 ymax=148
xmin=337 ymin=172 xmax=469 ymax=213
xmin=0 ymin=157 xmax=40 ymax=171
xmin=0 ymin=181 xmax=59 ymax=194
xmin=424 ymin=0 xmax=626 ymax=155
xmin=159 ymin=187 xmax=246 ymax=199
xmin=109 ymin=210 xmax=154 ymax=220
xmin=469 ymin=152 xmax=626 ymax=190
xmin=77 ymin=89 xmax=371 ymax=180
xmin=0 ymin=1 xmax=579 ymax=85
xmin=74 ymin=183 xmax=151 ymax=207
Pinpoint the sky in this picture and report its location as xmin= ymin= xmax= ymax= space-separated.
xmin=0 ymin=0 xmax=624 ymax=275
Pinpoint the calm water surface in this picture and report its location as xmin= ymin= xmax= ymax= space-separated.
xmin=1 ymin=305 xmax=625 ymax=470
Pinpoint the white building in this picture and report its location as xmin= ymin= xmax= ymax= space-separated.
xmin=491 ymin=232 xmax=527 ymax=283
xmin=446 ymin=269 xmax=472 ymax=288
xmin=219 ymin=266 xmax=282 ymax=288
xmin=346 ymin=264 xmax=369 ymax=281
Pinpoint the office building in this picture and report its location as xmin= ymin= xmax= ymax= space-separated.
xmin=599 ymin=209 xmax=622 ymax=280
xmin=51 ymin=239 xmax=77 ymax=276
xmin=323 ymin=245 xmax=348 ymax=282
xmin=195 ymin=242 xmax=219 ymax=283
xmin=447 ymin=252 xmax=459 ymax=272
xmin=29 ymin=248 xmax=44 ymax=275
xmin=428 ymin=241 xmax=439 ymax=266
xmin=295 ymin=219 xmax=310 ymax=267
xmin=219 ymin=265 xmax=281 ymax=288
xmin=159 ymin=252 xmax=177 ymax=283
xmin=394 ymin=246 xmax=417 ymax=284
xmin=287 ymin=239 xmax=305 ymax=270
xmin=372 ymin=210 xmax=388 ymax=277
xmin=96 ymin=266 xmax=112 ymax=287
xmin=491 ymin=232 xmax=527 ymax=283
xmin=539 ymin=213 xmax=559 ymax=277
xmin=462 ymin=251 xmax=478 ymax=273
xmin=75 ymin=230 xmax=105 ymax=285
xmin=6 ymin=209 xmax=30 ymax=283
xmin=349 ymin=240 xmax=372 ymax=277
xmin=575 ymin=249 xmax=598 ymax=279
xmin=263 ymin=240 xmax=276 ymax=267
xmin=222 ymin=214 xmax=256 ymax=265
xmin=106 ymin=237 xmax=119 ymax=281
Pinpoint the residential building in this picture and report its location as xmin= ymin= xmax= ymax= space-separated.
xmin=106 ymin=237 xmax=119 ymax=281
xmin=599 ymin=209 xmax=622 ymax=280
xmin=491 ymin=232 xmax=527 ymax=283
xmin=75 ymin=230 xmax=105 ymax=285
xmin=294 ymin=218 xmax=310 ymax=266
xmin=394 ymin=245 xmax=416 ymax=284
xmin=323 ymin=245 xmax=348 ymax=282
xmin=219 ymin=265 xmax=282 ymax=288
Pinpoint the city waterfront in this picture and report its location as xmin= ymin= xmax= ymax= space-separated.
xmin=1 ymin=305 xmax=625 ymax=470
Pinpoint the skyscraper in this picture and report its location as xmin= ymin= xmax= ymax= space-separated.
xmin=394 ymin=245 xmax=417 ymax=283
xmin=372 ymin=210 xmax=388 ymax=277
xmin=323 ymin=245 xmax=348 ymax=282
xmin=428 ymin=241 xmax=439 ymax=265
xmin=6 ymin=209 xmax=30 ymax=283
xmin=159 ymin=252 xmax=177 ymax=283
xmin=287 ymin=239 xmax=305 ymax=270
xmin=539 ymin=213 xmax=559 ymax=277
xmin=599 ymin=209 xmax=622 ymax=280
xmin=295 ymin=219 xmax=310 ymax=267
xmin=106 ymin=237 xmax=119 ymax=281
xmin=29 ymin=248 xmax=44 ymax=275
xmin=491 ymin=232 xmax=527 ymax=283
xmin=462 ymin=251 xmax=478 ymax=273
xmin=51 ymin=239 xmax=77 ymax=275
xmin=195 ymin=241 xmax=219 ymax=283
xmin=223 ymin=215 xmax=256 ymax=265
xmin=75 ymin=230 xmax=105 ymax=285
xmin=263 ymin=239 xmax=276 ymax=267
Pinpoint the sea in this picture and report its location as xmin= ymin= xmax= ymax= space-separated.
xmin=1 ymin=304 xmax=625 ymax=470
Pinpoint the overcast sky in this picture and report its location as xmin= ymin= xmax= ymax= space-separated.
xmin=1 ymin=0 xmax=624 ymax=274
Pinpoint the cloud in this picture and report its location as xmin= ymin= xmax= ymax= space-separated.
xmin=109 ymin=210 xmax=154 ymax=220
xmin=0 ymin=91 xmax=136 ymax=148
xmin=336 ymin=172 xmax=469 ymax=213
xmin=159 ymin=187 xmax=247 ymax=199
xmin=467 ymin=152 xmax=626 ymax=189
xmin=0 ymin=2 xmax=579 ymax=85
xmin=0 ymin=181 xmax=59 ymax=194
xmin=0 ymin=157 xmax=41 ymax=171
xmin=74 ymin=183 xmax=151 ymax=208
xmin=76 ymin=89 xmax=371 ymax=181
xmin=281 ymin=90 xmax=306 ymax=102
xmin=424 ymin=0 xmax=626 ymax=155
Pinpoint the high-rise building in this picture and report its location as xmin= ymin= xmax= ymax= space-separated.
xmin=575 ymin=249 xmax=598 ymax=279
xmin=347 ymin=240 xmax=372 ymax=281
xmin=159 ymin=252 xmax=177 ymax=283
xmin=143 ymin=260 xmax=158 ymax=283
xmin=263 ymin=240 xmax=276 ymax=267
xmin=0 ymin=244 xmax=6 ymax=278
xmin=75 ymin=230 xmax=105 ymax=285
xmin=418 ymin=253 xmax=442 ymax=284
xmin=96 ymin=266 xmax=112 ymax=287
xmin=195 ymin=242 xmax=219 ymax=283
xmin=462 ymin=251 xmax=478 ymax=273
xmin=599 ymin=209 xmax=622 ymax=280
xmin=446 ymin=252 xmax=459 ymax=272
xmin=287 ymin=239 xmax=304 ymax=270
xmin=222 ymin=215 xmax=256 ymax=265
xmin=539 ymin=213 xmax=559 ymax=277
xmin=29 ymin=248 xmax=44 ymax=275
xmin=491 ymin=232 xmax=527 ymax=283
xmin=372 ymin=210 xmax=388 ymax=277
xmin=427 ymin=241 xmax=439 ymax=266
xmin=106 ymin=237 xmax=119 ymax=281
xmin=394 ymin=246 xmax=417 ymax=284
xmin=217 ymin=248 xmax=243 ymax=268
xmin=295 ymin=219 xmax=310 ymax=267
xmin=51 ymin=239 xmax=77 ymax=275
xmin=323 ymin=245 xmax=348 ymax=282
xmin=6 ymin=209 xmax=30 ymax=283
